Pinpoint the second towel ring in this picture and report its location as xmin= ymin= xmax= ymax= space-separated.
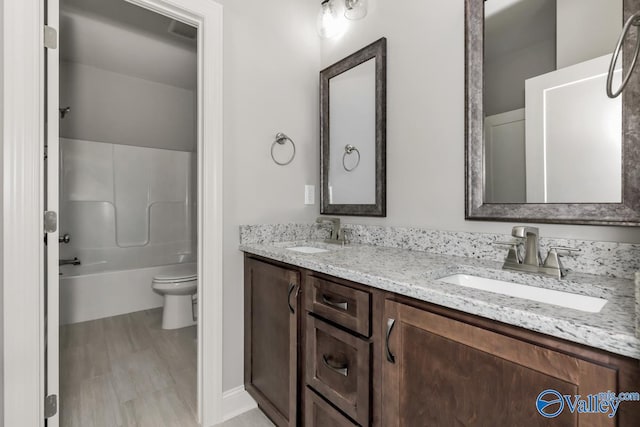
xmin=607 ymin=11 xmax=640 ymax=98
xmin=271 ymin=132 xmax=296 ymax=166
xmin=343 ymin=144 xmax=361 ymax=172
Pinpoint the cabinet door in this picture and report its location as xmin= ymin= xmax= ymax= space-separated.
xmin=244 ymin=257 xmax=300 ymax=427
xmin=382 ymin=300 xmax=618 ymax=427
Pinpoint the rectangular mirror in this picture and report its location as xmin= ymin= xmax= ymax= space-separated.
xmin=321 ymin=37 xmax=387 ymax=217
xmin=466 ymin=0 xmax=640 ymax=225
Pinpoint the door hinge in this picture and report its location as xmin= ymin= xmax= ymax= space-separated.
xmin=44 ymin=211 xmax=57 ymax=233
xmin=45 ymin=394 xmax=58 ymax=418
xmin=44 ymin=26 xmax=58 ymax=49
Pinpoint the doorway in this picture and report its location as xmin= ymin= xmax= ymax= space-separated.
xmin=40 ymin=0 xmax=222 ymax=426
xmin=59 ymin=0 xmax=198 ymax=427
xmin=0 ymin=0 xmax=221 ymax=424
xmin=57 ymin=0 xmax=200 ymax=425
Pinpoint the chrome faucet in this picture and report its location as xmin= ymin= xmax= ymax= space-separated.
xmin=498 ymin=226 xmax=579 ymax=278
xmin=316 ymin=217 xmax=346 ymax=244
xmin=59 ymin=257 xmax=81 ymax=266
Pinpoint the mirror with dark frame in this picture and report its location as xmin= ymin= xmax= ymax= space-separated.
xmin=465 ymin=0 xmax=640 ymax=226
xmin=320 ymin=37 xmax=387 ymax=217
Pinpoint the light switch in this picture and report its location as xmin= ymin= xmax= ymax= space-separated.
xmin=305 ymin=185 xmax=315 ymax=205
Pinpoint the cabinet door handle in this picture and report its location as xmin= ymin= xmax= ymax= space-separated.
xmin=287 ymin=283 xmax=297 ymax=314
xmin=322 ymin=354 xmax=349 ymax=377
xmin=386 ymin=318 xmax=396 ymax=363
xmin=321 ymin=294 xmax=348 ymax=311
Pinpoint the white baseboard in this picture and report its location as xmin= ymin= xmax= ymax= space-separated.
xmin=221 ymin=386 xmax=258 ymax=422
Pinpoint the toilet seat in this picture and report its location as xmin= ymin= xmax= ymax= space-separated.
xmin=153 ymin=276 xmax=196 ymax=284
xmin=152 ymin=279 xmax=197 ymax=295
xmin=153 ymin=263 xmax=197 ymax=282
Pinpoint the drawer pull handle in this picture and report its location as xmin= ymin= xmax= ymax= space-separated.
xmin=287 ymin=283 xmax=298 ymax=314
xmin=322 ymin=354 xmax=349 ymax=377
xmin=386 ymin=318 xmax=396 ymax=363
xmin=321 ymin=294 xmax=348 ymax=311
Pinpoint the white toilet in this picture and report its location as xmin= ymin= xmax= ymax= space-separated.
xmin=152 ymin=263 xmax=198 ymax=330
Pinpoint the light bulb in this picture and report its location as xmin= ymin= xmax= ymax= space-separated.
xmin=317 ymin=0 xmax=346 ymax=39
xmin=344 ymin=0 xmax=367 ymax=20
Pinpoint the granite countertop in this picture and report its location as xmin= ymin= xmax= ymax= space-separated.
xmin=240 ymin=240 xmax=640 ymax=360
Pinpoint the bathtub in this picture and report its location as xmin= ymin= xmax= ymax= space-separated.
xmin=60 ymin=263 xmax=195 ymax=325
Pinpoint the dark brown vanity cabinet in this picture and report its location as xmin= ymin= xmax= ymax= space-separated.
xmin=244 ymin=255 xmax=640 ymax=427
xmin=381 ymin=299 xmax=640 ymax=427
xmin=244 ymin=256 xmax=301 ymax=427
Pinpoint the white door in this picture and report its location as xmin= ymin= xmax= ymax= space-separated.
xmin=45 ymin=0 xmax=60 ymax=425
xmin=525 ymin=54 xmax=622 ymax=203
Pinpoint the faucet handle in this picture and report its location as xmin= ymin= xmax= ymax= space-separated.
xmin=340 ymin=228 xmax=352 ymax=245
xmin=548 ymin=246 xmax=580 ymax=254
xmin=494 ymin=240 xmax=524 ymax=264
xmin=542 ymin=247 xmax=580 ymax=277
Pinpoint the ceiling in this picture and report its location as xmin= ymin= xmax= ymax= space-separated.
xmin=60 ymin=0 xmax=197 ymax=89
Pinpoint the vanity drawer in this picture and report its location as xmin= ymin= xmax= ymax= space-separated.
xmin=306 ymin=315 xmax=370 ymax=426
xmin=305 ymin=387 xmax=358 ymax=427
xmin=306 ymin=275 xmax=371 ymax=337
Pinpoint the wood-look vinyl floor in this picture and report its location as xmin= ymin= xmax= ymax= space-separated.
xmin=60 ymin=308 xmax=199 ymax=427
xmin=219 ymin=409 xmax=275 ymax=427
xmin=61 ymin=308 xmax=274 ymax=427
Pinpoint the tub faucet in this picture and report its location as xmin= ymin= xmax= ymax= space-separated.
xmin=59 ymin=257 xmax=81 ymax=266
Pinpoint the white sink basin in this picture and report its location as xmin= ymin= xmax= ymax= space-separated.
xmin=286 ymin=246 xmax=330 ymax=254
xmin=439 ymin=274 xmax=607 ymax=313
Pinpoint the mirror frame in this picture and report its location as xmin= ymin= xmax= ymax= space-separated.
xmin=320 ymin=37 xmax=387 ymax=217
xmin=465 ymin=0 xmax=640 ymax=226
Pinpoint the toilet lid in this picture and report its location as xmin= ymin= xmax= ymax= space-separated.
xmin=153 ymin=263 xmax=197 ymax=282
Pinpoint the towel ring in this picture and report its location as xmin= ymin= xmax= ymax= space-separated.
xmin=607 ymin=11 xmax=640 ymax=98
xmin=271 ymin=132 xmax=296 ymax=166
xmin=343 ymin=144 xmax=360 ymax=172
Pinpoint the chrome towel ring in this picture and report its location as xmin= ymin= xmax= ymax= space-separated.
xmin=343 ymin=144 xmax=361 ymax=172
xmin=271 ymin=132 xmax=296 ymax=166
xmin=607 ymin=11 xmax=640 ymax=98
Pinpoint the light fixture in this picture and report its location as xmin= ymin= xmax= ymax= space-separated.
xmin=344 ymin=0 xmax=367 ymax=20
xmin=317 ymin=0 xmax=346 ymax=39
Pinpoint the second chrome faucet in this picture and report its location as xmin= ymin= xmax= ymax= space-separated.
xmin=316 ymin=216 xmax=349 ymax=245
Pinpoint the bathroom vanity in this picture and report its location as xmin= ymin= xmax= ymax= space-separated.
xmin=242 ymin=240 xmax=640 ymax=427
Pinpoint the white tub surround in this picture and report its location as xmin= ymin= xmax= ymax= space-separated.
xmin=240 ymin=224 xmax=640 ymax=360
xmin=60 ymin=138 xmax=197 ymax=273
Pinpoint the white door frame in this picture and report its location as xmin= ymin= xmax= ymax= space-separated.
xmin=1 ymin=0 xmax=224 ymax=425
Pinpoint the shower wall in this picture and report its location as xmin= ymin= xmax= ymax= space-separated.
xmin=60 ymin=138 xmax=197 ymax=273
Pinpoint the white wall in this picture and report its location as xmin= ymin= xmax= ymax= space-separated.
xmin=0 ymin=0 xmax=4 ymax=420
xmin=60 ymin=61 xmax=196 ymax=151
xmin=217 ymin=0 xmax=321 ymax=391
xmin=484 ymin=38 xmax=556 ymax=115
xmin=320 ymin=0 xmax=640 ymax=244
xmin=484 ymin=0 xmax=556 ymax=116
xmin=557 ymin=0 xmax=622 ymax=69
